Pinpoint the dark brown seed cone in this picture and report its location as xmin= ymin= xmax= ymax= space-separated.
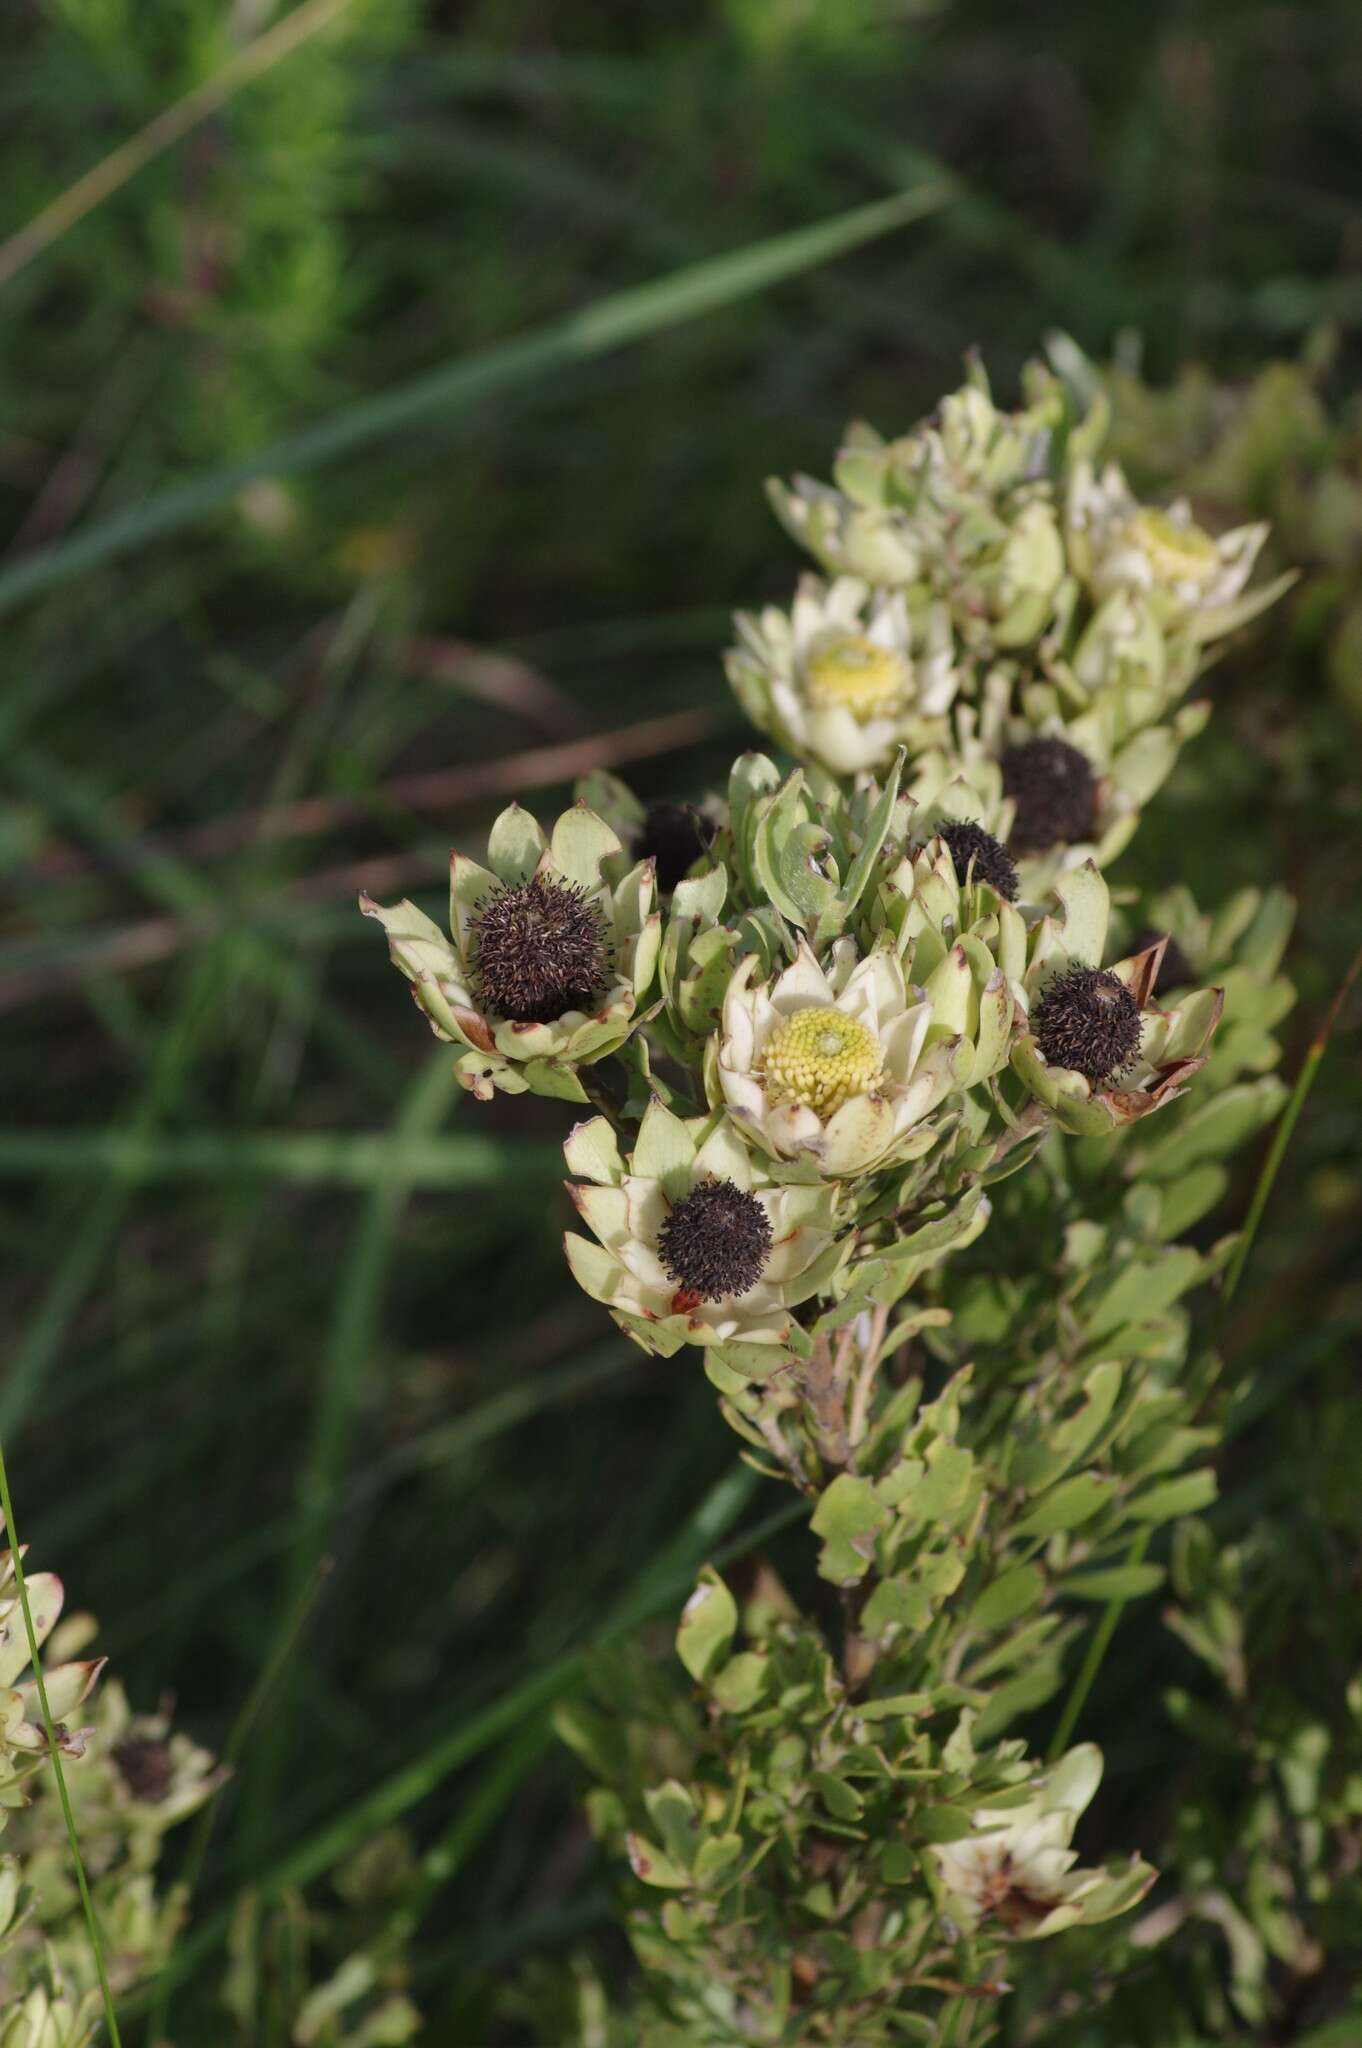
xmin=1033 ymin=965 xmax=1143 ymax=1086
xmin=937 ymin=818 xmax=1020 ymax=902
xmin=1002 ymin=738 xmax=1097 ymax=851
xmin=470 ymin=876 xmax=612 ymax=1024
xmin=657 ymin=1178 xmax=773 ymax=1301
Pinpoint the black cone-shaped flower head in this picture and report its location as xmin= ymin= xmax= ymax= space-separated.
xmin=1002 ymin=738 xmax=1097 ymax=851
xmin=657 ymin=1177 xmax=773 ymax=1302
xmin=470 ymin=876 xmax=611 ymax=1024
xmin=635 ymin=801 xmax=708 ymax=894
xmin=937 ymin=818 xmax=1019 ymax=903
xmin=1033 ymin=965 xmax=1143 ymax=1087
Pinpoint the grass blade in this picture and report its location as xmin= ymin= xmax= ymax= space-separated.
xmin=0 ymin=1126 xmax=557 ymax=1190
xmin=125 ymin=1474 xmax=803 ymax=2011
xmin=238 ymin=1054 xmax=461 ymax=1857
xmin=1049 ymin=943 xmax=1362 ymax=1762
xmin=1220 ymin=939 xmax=1362 ymax=1310
xmin=0 ymin=182 xmax=952 ymax=618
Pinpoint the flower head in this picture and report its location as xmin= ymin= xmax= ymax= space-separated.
xmin=635 ymin=801 xmax=710 ymax=895
xmin=563 ymin=1104 xmax=846 ymax=1369
xmin=936 ymin=818 xmax=1019 ymax=904
xmin=656 ymin=1179 xmax=774 ymax=1302
xmin=1031 ymin=964 xmax=1143 ymax=1086
xmin=469 ymin=875 xmax=611 ymax=1024
xmin=931 ymin=1744 xmax=1154 ymax=1941
xmin=0 ymin=1549 xmax=105 ymax=1766
xmin=1012 ymin=863 xmax=1224 ymax=1135
xmin=1066 ymin=459 xmax=1288 ymax=642
xmin=360 ymin=800 xmax=660 ymax=1102
xmin=714 ymin=938 xmax=964 ymax=1178
xmin=726 ymin=575 xmax=959 ymax=778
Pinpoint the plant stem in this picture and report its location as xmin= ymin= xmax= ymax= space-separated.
xmin=0 ymin=1439 xmax=123 ymax=2046
xmin=984 ymin=1099 xmax=1050 ymax=1171
xmin=798 ymin=1330 xmax=852 ymax=1469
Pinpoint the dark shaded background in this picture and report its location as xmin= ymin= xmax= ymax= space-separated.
xmin=3 ymin=1 xmax=1361 ymax=2037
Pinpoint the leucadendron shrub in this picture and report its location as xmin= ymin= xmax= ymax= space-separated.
xmin=364 ymin=344 xmax=1302 ymax=2044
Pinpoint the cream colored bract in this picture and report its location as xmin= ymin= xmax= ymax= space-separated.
xmin=932 ymin=1743 xmax=1154 ymax=1940
xmin=726 ymin=574 xmax=960 ymax=777
xmin=1066 ymin=458 xmax=1288 ymax=641
xmin=715 ymin=938 xmax=959 ymax=1177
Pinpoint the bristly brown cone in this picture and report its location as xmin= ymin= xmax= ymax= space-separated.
xmin=937 ymin=818 xmax=1019 ymax=902
xmin=1002 ymin=737 xmax=1097 ymax=851
xmin=470 ymin=876 xmax=612 ymax=1023
xmin=1033 ymin=965 xmax=1144 ymax=1087
xmin=657 ymin=1178 xmax=772 ymax=1301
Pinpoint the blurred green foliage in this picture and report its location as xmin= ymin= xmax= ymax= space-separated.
xmin=2 ymin=0 xmax=1361 ymax=2039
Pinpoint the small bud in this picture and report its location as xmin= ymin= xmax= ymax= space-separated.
xmin=657 ymin=1179 xmax=773 ymax=1302
xmin=937 ymin=819 xmax=1019 ymax=903
xmin=470 ymin=876 xmax=612 ymax=1024
xmin=1033 ymin=965 xmax=1143 ymax=1086
xmin=1002 ymin=738 xmax=1097 ymax=851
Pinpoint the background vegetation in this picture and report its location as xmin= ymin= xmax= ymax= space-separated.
xmin=2 ymin=0 xmax=1361 ymax=2039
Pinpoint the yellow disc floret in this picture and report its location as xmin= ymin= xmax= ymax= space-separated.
xmin=804 ymin=633 xmax=911 ymax=722
xmin=762 ymin=1005 xmax=884 ymax=1118
xmin=1127 ymin=507 xmax=1220 ymax=590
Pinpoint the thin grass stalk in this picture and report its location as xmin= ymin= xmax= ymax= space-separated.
xmin=1049 ymin=946 xmax=1362 ymax=1763
xmin=1220 ymin=938 xmax=1362 ymax=1310
xmin=0 ymin=1438 xmax=123 ymax=2045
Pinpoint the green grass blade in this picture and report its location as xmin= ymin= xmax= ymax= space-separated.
xmin=126 ymin=1475 xmax=802 ymax=2011
xmin=0 ymin=182 xmax=951 ymax=618
xmin=1220 ymin=939 xmax=1362 ymax=1310
xmin=238 ymin=1054 xmax=461 ymax=1857
xmin=0 ymin=1126 xmax=557 ymax=1189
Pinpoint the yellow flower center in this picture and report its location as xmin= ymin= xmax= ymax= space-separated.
xmin=804 ymin=633 xmax=911 ymax=722
xmin=762 ymin=1005 xmax=884 ymax=1118
xmin=1127 ymin=507 xmax=1220 ymax=589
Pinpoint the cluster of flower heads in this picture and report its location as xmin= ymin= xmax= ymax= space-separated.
xmin=363 ymin=352 xmax=1271 ymax=1374
xmin=364 ymin=357 xmax=1273 ymax=1373
xmin=362 ymin=347 xmax=1285 ymax=1971
xmin=0 ymin=1544 xmax=222 ymax=2043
